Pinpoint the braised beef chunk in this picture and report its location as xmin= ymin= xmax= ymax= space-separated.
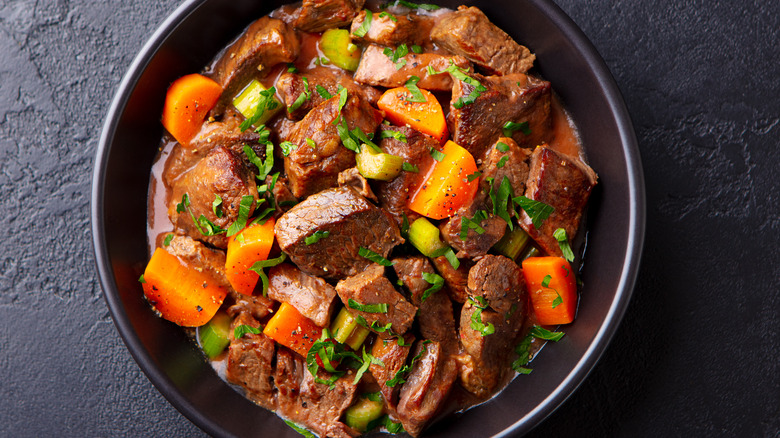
xmin=226 ymin=313 xmax=277 ymax=409
xmin=439 ymin=210 xmax=506 ymax=259
xmin=467 ymin=255 xmax=527 ymax=316
xmin=336 ymin=264 xmax=418 ymax=335
xmin=168 ymin=146 xmax=258 ymax=249
xmin=397 ymin=341 xmax=458 ymax=437
xmin=275 ymin=187 xmax=403 ymax=279
xmin=274 ymin=348 xmax=306 ymax=419
xmin=211 ymin=16 xmax=299 ymax=102
xmin=393 ymin=257 xmax=458 ymax=352
xmin=481 ymin=137 xmax=532 ymax=197
xmin=520 ymin=146 xmax=597 ymax=257
xmin=432 ymin=256 xmax=472 ymax=304
xmin=375 ymin=126 xmax=437 ymax=225
xmin=284 ymin=93 xmax=382 ymax=198
xmin=430 ymin=6 xmax=535 ymax=75
xmin=349 ymin=11 xmax=432 ymax=47
xmin=370 ymin=334 xmax=414 ymax=409
xmin=276 ymin=66 xmax=381 ymax=120
xmin=267 ymin=263 xmax=337 ymax=327
xmin=448 ymin=73 xmax=552 ymax=159
xmin=338 ymin=167 xmax=376 ymax=201
xmin=269 ymin=174 xmax=298 ymax=213
xmin=226 ymin=291 xmax=275 ymax=321
xmin=165 ymin=234 xmax=229 ymax=285
xmin=291 ymin=0 xmax=365 ymax=32
xmin=354 ymin=44 xmax=472 ymax=91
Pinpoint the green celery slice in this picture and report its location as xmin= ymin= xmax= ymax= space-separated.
xmin=494 ymin=226 xmax=530 ymax=260
xmin=233 ymin=79 xmax=282 ymax=127
xmin=408 ymin=217 xmax=448 ymax=257
xmin=355 ymin=146 xmax=404 ymax=181
xmin=198 ymin=312 xmax=232 ymax=359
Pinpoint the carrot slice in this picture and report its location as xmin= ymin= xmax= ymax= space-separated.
xmin=225 ymin=218 xmax=276 ymax=296
xmin=408 ymin=140 xmax=479 ymax=219
xmin=521 ymin=256 xmax=577 ymax=325
xmin=161 ymin=73 xmax=222 ymax=145
xmin=377 ymin=86 xmax=448 ymax=144
xmin=141 ymin=248 xmax=228 ymax=327
xmin=263 ymin=302 xmax=323 ymax=357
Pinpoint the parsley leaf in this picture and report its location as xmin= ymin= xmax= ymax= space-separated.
xmin=467 ymin=171 xmax=482 ymax=182
xmin=401 ymin=213 xmax=410 ymax=239
xmin=379 ymin=129 xmax=407 ymax=143
xmin=496 ymin=141 xmax=510 ymax=152
xmin=420 ymin=272 xmax=444 ymax=303
xmin=288 ymin=77 xmax=310 ymax=112
xmin=402 ymin=162 xmax=419 ymax=173
xmin=384 ymin=0 xmax=439 ymax=10
xmin=410 ymin=44 xmax=422 ymax=54
xmin=514 ymin=196 xmax=554 ymax=228
xmin=279 ymin=141 xmax=298 ymax=156
xmin=529 ymin=325 xmax=565 ymax=341
xmin=429 ymin=62 xmax=486 ymax=108
xmin=459 ymin=210 xmax=487 ymax=240
xmin=553 ymin=228 xmax=575 ymax=262
xmin=138 ymin=274 xmax=145 ymax=283
xmin=378 ymin=11 xmax=397 ymax=21
xmin=336 ymin=116 xmax=360 ymax=153
xmin=305 ymin=138 xmax=316 ymax=148
xmin=305 ymin=230 xmax=330 ymax=245
xmin=430 ymin=147 xmax=445 ymax=161
xmin=541 ymin=274 xmax=563 ymax=308
xmin=386 ymin=341 xmax=431 ymax=387
xmin=358 ymin=247 xmax=394 ymax=266
xmin=511 ymin=333 xmax=534 ymax=374
xmin=497 ymin=156 xmax=509 ymax=168
xmin=243 ymin=143 xmax=273 ymax=181
xmin=226 ymin=195 xmax=254 ymax=236
xmin=248 ymin=253 xmax=287 ymax=296
xmin=315 ymin=85 xmax=332 ymax=99
xmin=234 ymin=324 xmax=261 ymax=339
xmin=502 ymin=121 xmax=531 ymax=137
xmin=284 ymin=420 xmax=317 ymax=438
xmin=353 ymin=9 xmax=373 ymax=37
xmin=286 ymin=63 xmax=298 ymax=73
xmin=469 ymin=298 xmax=495 ymax=336
xmin=337 ymin=86 xmax=348 ymax=114
xmin=354 ymin=346 xmax=384 ymax=384
xmin=162 ymin=234 xmax=173 ymax=247
xmin=488 ymin=176 xmax=514 ymax=230
xmin=383 ymin=44 xmax=409 ymax=70
xmin=239 ymin=86 xmax=279 ymax=132
xmin=430 ymin=246 xmax=460 ymax=269
xmin=404 ymin=76 xmax=427 ymax=102
xmin=212 ymin=195 xmax=223 ymax=218
xmin=348 ymin=299 xmax=388 ymax=314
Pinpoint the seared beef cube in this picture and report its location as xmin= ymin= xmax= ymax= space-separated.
xmin=338 ymin=167 xmax=376 ymax=202
xmin=350 ymin=10 xmax=432 ymax=47
xmin=354 ymin=44 xmax=472 ymax=91
xmin=466 ymin=255 xmax=527 ymax=316
xmin=291 ymin=0 xmax=365 ymax=33
xmin=165 ymin=234 xmax=230 ymax=286
xmin=226 ymin=291 xmax=275 ymax=321
xmin=481 ymin=137 xmax=532 ymax=197
xmin=168 ymin=146 xmax=258 ymax=249
xmin=269 ymin=174 xmax=298 ymax=213
xmin=276 ymin=66 xmax=381 ymax=120
xmin=448 ymin=73 xmax=552 ymax=159
xmin=393 ymin=257 xmax=458 ymax=353
xmin=225 ymin=313 xmax=277 ymax=409
xmin=397 ymin=341 xmax=458 ymax=437
xmin=211 ymin=16 xmax=299 ymax=102
xmin=276 ymin=187 xmax=403 ymax=279
xmin=336 ymin=264 xmax=418 ymax=335
xmin=439 ymin=210 xmax=506 ymax=259
xmin=267 ymin=264 xmax=337 ymax=327
xmin=375 ymin=125 xmax=437 ymax=225
xmin=284 ymin=93 xmax=382 ymax=198
xmin=430 ymin=6 xmax=535 ymax=75
xmin=275 ymin=348 xmax=306 ymax=419
xmin=520 ymin=146 xmax=597 ymax=257
xmin=431 ymin=256 xmax=472 ymax=304
xmin=370 ymin=334 xmax=414 ymax=409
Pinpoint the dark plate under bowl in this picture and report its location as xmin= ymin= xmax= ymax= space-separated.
xmin=92 ymin=0 xmax=645 ymax=436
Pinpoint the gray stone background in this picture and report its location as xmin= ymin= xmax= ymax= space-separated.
xmin=0 ymin=0 xmax=777 ymax=436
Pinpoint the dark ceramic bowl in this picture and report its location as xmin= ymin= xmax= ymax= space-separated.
xmin=92 ymin=0 xmax=645 ymax=436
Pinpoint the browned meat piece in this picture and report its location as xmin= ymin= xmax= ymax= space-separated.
xmin=283 ymin=93 xmax=382 ymax=198
xmin=291 ymin=0 xmax=365 ymax=33
xmin=519 ymin=146 xmax=597 ymax=257
xmin=269 ymin=174 xmax=298 ymax=213
xmin=225 ymin=312 xmax=277 ymax=409
xmin=439 ymin=210 xmax=506 ymax=259
xmin=397 ymin=341 xmax=458 ymax=437
xmin=370 ymin=334 xmax=414 ymax=409
xmin=338 ymin=167 xmax=376 ymax=202
xmin=276 ymin=66 xmax=381 ymax=120
xmin=354 ymin=44 xmax=471 ymax=91
xmin=392 ymin=257 xmax=458 ymax=353
xmin=275 ymin=187 xmax=403 ymax=279
xmin=448 ymin=73 xmax=552 ymax=160
xmin=467 ymin=255 xmax=527 ymax=316
xmin=267 ymin=264 xmax=337 ymax=327
xmin=164 ymin=234 xmax=229 ymax=286
xmin=431 ymin=256 xmax=472 ymax=304
xmin=211 ymin=16 xmax=299 ymax=102
xmin=336 ymin=264 xmax=418 ymax=336
xmin=349 ymin=10 xmax=433 ymax=47
xmin=430 ymin=6 xmax=535 ymax=75
xmin=275 ymin=348 xmax=359 ymax=438
xmin=375 ymin=125 xmax=437 ymax=225
xmin=168 ymin=146 xmax=258 ymax=249
xmin=226 ymin=291 xmax=275 ymax=321
xmin=480 ymin=137 xmax=532 ymax=197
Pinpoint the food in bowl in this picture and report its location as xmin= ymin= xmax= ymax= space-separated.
xmin=140 ymin=0 xmax=598 ymax=436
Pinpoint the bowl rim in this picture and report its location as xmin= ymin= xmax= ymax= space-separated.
xmin=91 ymin=0 xmax=645 ymax=436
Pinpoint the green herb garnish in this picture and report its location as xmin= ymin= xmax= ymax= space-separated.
xmin=248 ymin=253 xmax=287 ymax=296
xmin=402 ymin=162 xmax=419 ymax=173
xmin=502 ymin=121 xmax=531 ymax=137
xmin=212 ymin=195 xmax=223 ymax=218
xmin=553 ymin=228 xmax=575 ymax=262
xmin=353 ymin=9 xmax=373 ymax=37
xmin=379 ymin=129 xmax=407 ymax=143
xmin=420 ymin=272 xmax=444 ymax=302
xmin=404 ymin=76 xmax=426 ymax=102
xmin=226 ymin=195 xmax=254 ymax=236
xmin=429 ymin=147 xmax=445 ymax=162
xmin=234 ymin=324 xmax=261 ymax=339
xmin=358 ymin=247 xmax=394 ymax=266
xmin=305 ymin=230 xmax=330 ymax=245
xmin=514 ymin=196 xmax=554 ymax=229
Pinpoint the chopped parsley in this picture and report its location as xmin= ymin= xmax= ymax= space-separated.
xmin=497 ymin=156 xmax=509 ymax=168
xmin=138 ymin=274 xmax=145 ymax=284
xmin=430 ymin=246 xmax=460 ymax=269
xmin=358 ymin=247 xmax=394 ymax=266
xmin=488 ymin=176 xmax=515 ymax=230
xmin=386 ymin=341 xmax=431 ymax=387
xmin=428 ymin=62 xmax=486 ymax=108
xmin=410 ymin=44 xmax=422 ymax=54
xmin=512 ymin=326 xmax=565 ymax=373
xmin=162 ymin=234 xmax=173 ymax=247
xmin=248 ymin=253 xmax=287 ymax=296
xmin=429 ymin=147 xmax=445 ymax=162
xmin=541 ymin=274 xmax=563 ymax=308
xmin=460 ymin=210 xmax=487 ymax=240
xmin=234 ymin=324 xmax=261 ymax=339
xmin=379 ymin=129 xmax=407 ymax=143
xmin=383 ymin=44 xmax=409 ymax=70
xmin=315 ymin=85 xmax=332 ymax=99
xmin=176 ymin=193 xmax=227 ymax=237
xmin=286 ymin=63 xmax=298 ymax=73
xmin=288 ymin=77 xmax=311 ymax=112
xmin=304 ymin=230 xmax=330 ymax=245
xmin=469 ymin=298 xmax=495 ymax=336
xmin=553 ymin=228 xmax=575 ymax=262
xmin=305 ymin=137 xmax=316 ymax=148
xmin=514 ymin=196 xmax=554 ymax=228
xmin=336 ymin=116 xmax=360 ymax=153
xmin=402 ymin=162 xmax=419 ymax=173
xmin=243 ymin=143 xmax=273 ymax=181
xmin=502 ymin=121 xmax=532 ymax=137
xmin=353 ymin=9 xmax=373 ymax=38
xmin=353 ymin=346 xmax=384 ymax=384
xmin=212 ymin=195 xmax=223 ymax=218
xmin=467 ymin=171 xmax=482 ymax=182
xmin=378 ymin=11 xmax=397 ymax=21
xmin=239 ymin=86 xmax=279 ymax=132
xmin=284 ymin=420 xmax=316 ymax=438
xmin=337 ymin=86 xmax=349 ymax=114
xmin=403 ymin=76 xmax=427 ymax=103
xmin=420 ymin=272 xmax=444 ymax=303
xmin=383 ymin=0 xmax=440 ymax=11
xmin=400 ymin=213 xmax=410 ymax=239
xmin=496 ymin=141 xmax=510 ymax=152
xmin=529 ymin=325 xmax=565 ymax=341
xmin=226 ymin=195 xmax=254 ymax=236
xmin=279 ymin=141 xmax=297 ymax=156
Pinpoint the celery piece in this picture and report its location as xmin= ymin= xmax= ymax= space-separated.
xmin=408 ymin=217 xmax=448 ymax=257
xmin=331 ymin=307 xmax=359 ymax=344
xmin=520 ymin=245 xmax=541 ymax=261
xmin=345 ymin=324 xmax=370 ymax=350
xmin=345 ymin=396 xmax=385 ymax=432
xmin=494 ymin=226 xmax=530 ymax=260
xmin=233 ymin=80 xmax=282 ymax=127
xmin=320 ymin=29 xmax=362 ymax=71
xmin=198 ymin=312 xmax=232 ymax=359
xmin=355 ymin=146 xmax=404 ymax=181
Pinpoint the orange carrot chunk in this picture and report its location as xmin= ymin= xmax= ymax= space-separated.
xmin=408 ymin=140 xmax=479 ymax=220
xmin=522 ymin=256 xmax=577 ymax=325
xmin=377 ymin=86 xmax=448 ymax=144
xmin=141 ymin=248 xmax=228 ymax=327
xmin=263 ymin=302 xmax=323 ymax=357
xmin=161 ymin=73 xmax=222 ymax=145
xmin=225 ymin=218 xmax=276 ymax=296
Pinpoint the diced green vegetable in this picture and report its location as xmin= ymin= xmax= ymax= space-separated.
xmin=344 ymin=323 xmax=370 ymax=350
xmin=330 ymin=307 xmax=371 ymax=350
xmin=494 ymin=226 xmax=530 ymax=260
xmin=408 ymin=217 xmax=448 ymax=257
xmin=198 ymin=312 xmax=232 ymax=359
xmin=344 ymin=395 xmax=385 ymax=432
xmin=520 ymin=245 xmax=541 ymax=261
xmin=355 ymin=146 xmax=404 ymax=181
xmin=233 ymin=80 xmax=282 ymax=127
xmin=320 ymin=29 xmax=361 ymax=71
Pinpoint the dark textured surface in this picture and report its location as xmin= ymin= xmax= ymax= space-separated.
xmin=0 ymin=0 xmax=777 ymax=437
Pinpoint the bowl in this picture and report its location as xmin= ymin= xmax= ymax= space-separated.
xmin=91 ymin=0 xmax=645 ymax=436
